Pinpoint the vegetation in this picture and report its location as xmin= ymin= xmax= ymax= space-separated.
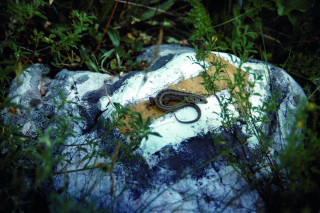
xmin=0 ymin=0 xmax=319 ymax=212
xmin=184 ymin=0 xmax=320 ymax=212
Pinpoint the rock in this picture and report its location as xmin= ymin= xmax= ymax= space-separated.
xmin=1 ymin=44 xmax=306 ymax=212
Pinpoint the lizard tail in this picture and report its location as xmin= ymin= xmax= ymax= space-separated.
xmin=173 ymin=104 xmax=201 ymax=124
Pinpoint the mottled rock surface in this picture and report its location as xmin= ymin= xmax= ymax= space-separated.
xmin=1 ymin=44 xmax=306 ymax=212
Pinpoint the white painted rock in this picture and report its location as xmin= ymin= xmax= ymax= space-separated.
xmin=1 ymin=44 xmax=306 ymax=212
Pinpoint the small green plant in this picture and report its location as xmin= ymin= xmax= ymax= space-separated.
xmin=281 ymin=50 xmax=320 ymax=90
xmin=48 ymin=11 xmax=96 ymax=51
xmin=271 ymin=100 xmax=320 ymax=212
xmin=185 ymin=0 xmax=320 ymax=212
xmin=221 ymin=7 xmax=258 ymax=61
xmin=104 ymin=102 xmax=161 ymax=155
xmin=0 ymin=0 xmax=149 ymax=77
xmin=2 ymin=0 xmax=47 ymax=64
xmin=274 ymin=0 xmax=316 ymax=26
xmin=0 ymin=89 xmax=80 ymax=212
xmin=0 ymin=87 xmax=160 ymax=212
xmin=45 ymin=11 xmax=97 ymax=68
xmin=184 ymin=0 xmax=215 ymax=42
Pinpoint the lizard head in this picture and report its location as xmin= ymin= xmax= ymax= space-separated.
xmin=186 ymin=95 xmax=208 ymax=104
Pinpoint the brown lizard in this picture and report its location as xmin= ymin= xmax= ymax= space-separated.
xmin=149 ymin=89 xmax=208 ymax=123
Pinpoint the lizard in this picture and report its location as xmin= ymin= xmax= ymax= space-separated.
xmin=149 ymin=89 xmax=208 ymax=123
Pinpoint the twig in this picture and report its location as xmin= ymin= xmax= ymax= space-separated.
xmin=150 ymin=0 xmax=160 ymax=25
xmin=16 ymin=45 xmax=33 ymax=53
xmin=109 ymin=141 xmax=121 ymax=196
xmin=280 ymin=37 xmax=319 ymax=46
xmin=117 ymin=0 xmax=175 ymax=16
xmin=94 ymin=0 xmax=119 ymax=55
xmin=104 ymin=75 xmax=117 ymax=109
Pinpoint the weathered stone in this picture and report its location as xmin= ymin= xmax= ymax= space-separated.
xmin=1 ymin=45 xmax=306 ymax=212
